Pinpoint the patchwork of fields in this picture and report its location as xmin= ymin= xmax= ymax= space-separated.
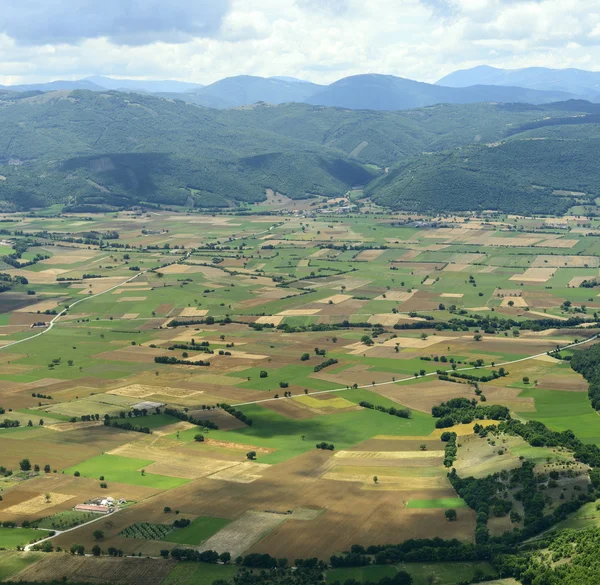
xmin=0 ymin=209 xmax=599 ymax=584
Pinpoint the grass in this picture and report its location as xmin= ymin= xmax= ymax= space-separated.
xmin=326 ymin=562 xmax=496 ymax=585
xmin=162 ymin=516 xmax=230 ymax=545
xmin=326 ymin=565 xmax=396 ymax=584
xmin=0 ymin=551 xmax=43 ymax=580
xmin=126 ymin=413 xmax=179 ymax=429
xmin=160 ymin=562 xmax=237 ymax=585
xmin=0 ymin=527 xmax=45 ymax=549
xmin=64 ymin=454 xmax=189 ymax=490
xmin=174 ymin=402 xmax=435 ymax=464
xmin=517 ymin=388 xmax=600 ymax=445
xmin=406 ymin=498 xmax=467 ymax=509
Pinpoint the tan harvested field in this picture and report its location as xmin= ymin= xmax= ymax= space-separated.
xmin=198 ymin=511 xmax=288 ymax=556
xmin=367 ymin=313 xmax=401 ymax=325
xmin=374 ymin=290 xmax=416 ymax=302
xmin=14 ymin=298 xmax=65 ymax=313
xmin=317 ymin=294 xmax=353 ymax=304
xmin=532 ymin=255 xmax=599 ymax=268
xmin=12 ymin=555 xmax=176 ymax=585
xmin=509 ymin=267 xmax=556 ymax=283
xmin=501 ymin=296 xmax=528 ymax=307
xmin=178 ymin=307 xmax=209 ymax=317
xmin=3 ymin=492 xmax=75 ymax=514
xmin=209 ymin=462 xmax=271 ymax=484
xmin=334 ymin=450 xmax=445 ymax=460
xmin=107 ymin=439 xmax=244 ymax=480
xmin=355 ymin=249 xmax=385 ymax=261
xmin=255 ymin=315 xmax=284 ymax=325
xmin=276 ymin=309 xmax=321 ymax=316
xmin=116 ymin=296 xmax=147 ymax=302
xmin=440 ymin=293 xmax=464 ymax=298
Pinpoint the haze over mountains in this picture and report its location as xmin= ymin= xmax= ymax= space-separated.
xmin=3 ymin=68 xmax=598 ymax=111
xmin=437 ymin=66 xmax=600 ymax=101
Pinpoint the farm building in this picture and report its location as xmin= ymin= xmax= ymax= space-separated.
xmin=74 ymin=504 xmax=111 ymax=514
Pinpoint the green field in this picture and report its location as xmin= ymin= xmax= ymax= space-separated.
xmin=518 ymin=388 xmax=600 ymax=445
xmin=160 ymin=562 xmax=238 ymax=585
xmin=162 ymin=516 xmax=230 ymax=545
xmin=64 ymin=454 xmax=189 ymax=490
xmin=326 ymin=562 xmax=496 ymax=585
xmin=175 ymin=401 xmax=435 ymax=464
xmin=0 ymin=551 xmax=43 ymax=580
xmin=0 ymin=527 xmax=45 ymax=549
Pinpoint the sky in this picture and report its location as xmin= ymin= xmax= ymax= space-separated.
xmin=0 ymin=0 xmax=599 ymax=85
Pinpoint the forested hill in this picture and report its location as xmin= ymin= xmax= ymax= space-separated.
xmin=0 ymin=89 xmax=599 ymax=213
xmin=364 ymin=102 xmax=600 ymax=214
xmin=0 ymin=90 xmax=377 ymax=211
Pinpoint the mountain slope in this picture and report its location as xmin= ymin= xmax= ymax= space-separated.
xmin=191 ymin=75 xmax=325 ymax=108
xmin=304 ymin=74 xmax=576 ymax=110
xmin=0 ymin=90 xmax=375 ymax=211
xmin=438 ymin=66 xmax=600 ymax=100
xmin=147 ymin=73 xmax=576 ymax=111
xmin=365 ymin=122 xmax=600 ymax=214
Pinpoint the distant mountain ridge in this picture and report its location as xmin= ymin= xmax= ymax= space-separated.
xmin=437 ymin=66 xmax=600 ymax=100
xmin=0 ymin=70 xmax=592 ymax=111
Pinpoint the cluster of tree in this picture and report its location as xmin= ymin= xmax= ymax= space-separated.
xmin=432 ymin=398 xmax=510 ymax=428
xmin=393 ymin=315 xmax=594 ymax=334
xmin=0 ymin=272 xmax=28 ymax=293
xmin=219 ymin=403 xmax=253 ymax=426
xmin=570 ymin=342 xmax=600 ymax=410
xmin=169 ymin=342 xmax=214 ymax=354
xmin=163 ymin=407 xmax=219 ymax=430
xmin=103 ymin=419 xmax=151 ymax=434
xmin=313 ymin=358 xmax=338 ymax=373
xmin=316 ymin=442 xmax=335 ymax=450
xmin=444 ymin=368 xmax=507 ymax=383
xmin=168 ymin=315 xmax=222 ymax=328
xmin=441 ymin=431 xmax=457 ymax=467
xmin=497 ymin=419 xmax=600 ymax=470
xmin=359 ymin=401 xmax=411 ymax=419
xmin=0 ymin=419 xmax=20 ymax=428
xmin=154 ymin=355 xmax=210 ymax=366
xmin=579 ymin=278 xmax=599 ymax=288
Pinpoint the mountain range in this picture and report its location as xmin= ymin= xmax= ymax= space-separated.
xmin=1 ymin=69 xmax=595 ymax=111
xmin=437 ymin=66 xmax=600 ymax=101
xmin=1 ymin=87 xmax=600 ymax=215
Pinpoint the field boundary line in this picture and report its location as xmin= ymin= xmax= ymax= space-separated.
xmin=0 ymin=223 xmax=278 ymax=352
xmin=232 ymin=334 xmax=599 ymax=407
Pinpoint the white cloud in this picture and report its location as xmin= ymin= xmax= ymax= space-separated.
xmin=0 ymin=0 xmax=599 ymax=86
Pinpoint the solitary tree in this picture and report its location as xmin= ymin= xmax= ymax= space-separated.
xmin=373 ymin=476 xmax=378 ymax=484
xmin=93 ymin=530 xmax=105 ymax=541
xmin=445 ymin=509 xmax=457 ymax=521
xmin=19 ymin=458 xmax=31 ymax=472
xmin=246 ymin=451 xmax=257 ymax=461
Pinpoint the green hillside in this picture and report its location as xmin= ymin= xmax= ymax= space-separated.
xmin=0 ymin=90 xmax=375 ymax=211
xmin=366 ymin=122 xmax=600 ymax=214
xmin=0 ymin=89 xmax=599 ymax=213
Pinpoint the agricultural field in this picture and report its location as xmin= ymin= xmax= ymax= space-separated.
xmin=0 ymin=208 xmax=600 ymax=584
